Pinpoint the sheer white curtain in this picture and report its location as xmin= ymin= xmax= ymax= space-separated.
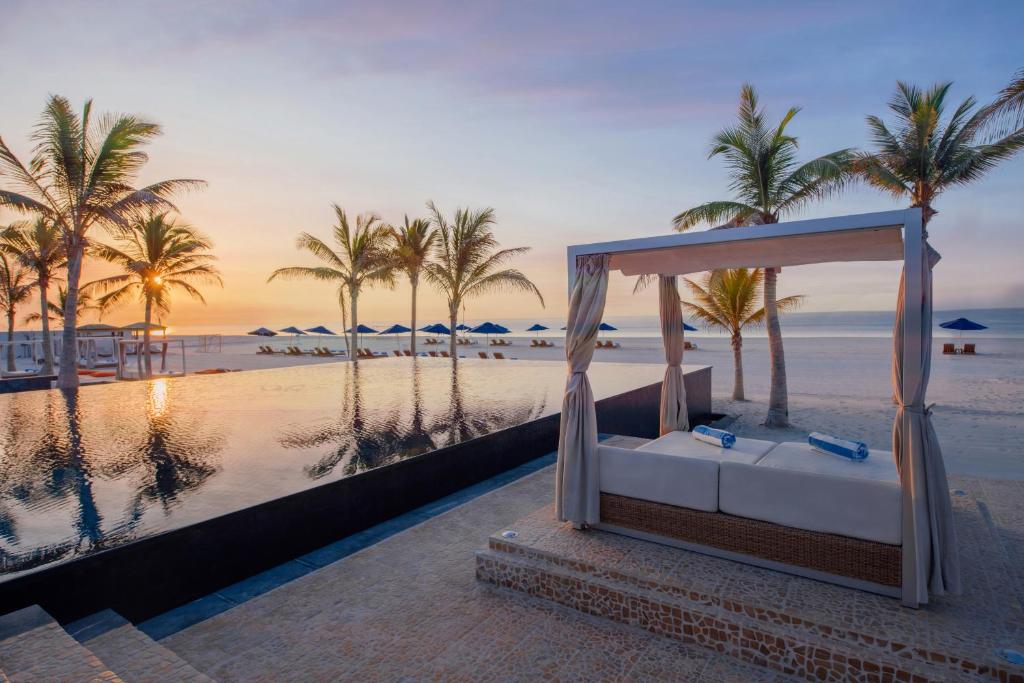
xmin=893 ymin=241 xmax=960 ymax=605
xmin=556 ymin=254 xmax=609 ymax=526
xmin=658 ymin=275 xmax=688 ymax=435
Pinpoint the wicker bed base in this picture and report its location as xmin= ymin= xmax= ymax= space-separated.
xmin=600 ymin=493 xmax=901 ymax=588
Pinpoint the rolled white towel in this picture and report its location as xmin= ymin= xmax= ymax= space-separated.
xmin=808 ymin=432 xmax=869 ymax=461
xmin=692 ymin=425 xmax=736 ymax=449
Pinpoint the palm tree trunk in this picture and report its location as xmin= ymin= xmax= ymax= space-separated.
xmin=57 ymin=241 xmax=84 ymax=389
xmin=338 ymin=289 xmax=350 ymax=356
xmin=350 ymin=290 xmax=359 ymax=358
xmin=5 ymin=311 xmax=15 ymax=373
xmin=38 ymin=274 xmax=54 ymax=375
xmin=410 ymin=276 xmax=418 ymax=355
xmin=448 ymin=301 xmax=458 ymax=359
xmin=763 ymin=266 xmax=789 ymax=427
xmin=143 ymin=295 xmax=153 ymax=378
xmin=731 ymin=333 xmax=744 ymax=401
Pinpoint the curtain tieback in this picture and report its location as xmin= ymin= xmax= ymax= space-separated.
xmin=898 ymin=402 xmax=935 ymax=416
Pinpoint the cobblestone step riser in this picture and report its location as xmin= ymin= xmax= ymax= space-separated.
xmin=486 ymin=535 xmax=1014 ymax=682
xmin=476 ymin=548 xmax=1004 ymax=683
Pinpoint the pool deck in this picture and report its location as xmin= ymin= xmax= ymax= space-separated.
xmin=156 ymin=437 xmax=800 ymax=681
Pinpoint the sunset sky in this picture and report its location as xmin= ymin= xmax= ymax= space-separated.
xmin=3 ymin=1 xmax=1022 ymax=333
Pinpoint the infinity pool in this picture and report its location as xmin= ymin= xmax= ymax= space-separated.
xmin=0 ymin=358 xmax=664 ymax=578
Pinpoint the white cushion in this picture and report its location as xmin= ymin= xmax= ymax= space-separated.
xmin=637 ymin=430 xmax=776 ymax=465
xmin=719 ymin=442 xmax=902 ymax=545
xmin=598 ymin=444 xmax=719 ymax=512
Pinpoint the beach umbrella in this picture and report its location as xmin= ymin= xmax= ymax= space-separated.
xmin=378 ymin=323 xmax=411 ymax=350
xmin=248 ymin=327 xmax=277 ymax=337
xmin=939 ymin=317 xmax=988 ymax=341
xmin=279 ymin=326 xmax=306 ymax=335
xmin=304 ymin=325 xmax=337 ymax=336
xmin=345 ymin=324 xmax=378 ymax=333
xmin=455 ymin=324 xmax=472 ymax=331
xmin=419 ymin=323 xmax=451 ymax=335
xmin=470 ymin=321 xmax=509 ymax=345
xmin=525 ymin=323 xmax=549 ymax=332
xmin=682 ymin=322 xmax=698 ymax=332
xmin=598 ymin=322 xmax=617 ymax=331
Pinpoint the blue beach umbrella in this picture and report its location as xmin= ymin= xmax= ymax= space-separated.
xmin=420 ymin=323 xmax=452 ymax=335
xmin=598 ymin=322 xmax=617 ymax=331
xmin=248 ymin=327 xmax=277 ymax=337
xmin=939 ymin=317 xmax=987 ymax=340
xmin=378 ymin=323 xmax=411 ymax=350
xmin=278 ymin=326 xmax=306 ymax=335
xmin=345 ymin=323 xmax=378 ymax=350
xmin=304 ymin=325 xmax=337 ymax=336
xmin=682 ymin=322 xmax=698 ymax=332
xmin=470 ymin=321 xmax=509 ymax=345
xmin=939 ymin=318 xmax=987 ymax=333
xmin=455 ymin=324 xmax=471 ymax=331
xmin=525 ymin=323 xmax=549 ymax=332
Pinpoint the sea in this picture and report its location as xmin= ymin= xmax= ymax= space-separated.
xmin=9 ymin=309 xmax=1024 ymax=342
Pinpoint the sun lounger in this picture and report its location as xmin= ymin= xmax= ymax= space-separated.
xmin=403 ymin=350 xmax=413 ymax=356
xmin=440 ymin=350 xmax=450 ymax=357
xmin=942 ymin=343 xmax=956 ymax=354
xmin=478 ymin=352 xmax=489 ymax=359
xmin=684 ymin=341 xmax=696 ymax=350
xmin=962 ymin=343 xmax=976 ymax=354
xmin=393 ymin=350 xmax=403 ymax=357
xmin=428 ymin=351 xmax=438 ymax=357
xmin=493 ymin=352 xmax=506 ymax=359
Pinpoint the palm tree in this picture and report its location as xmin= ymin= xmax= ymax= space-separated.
xmin=0 ymin=252 xmax=35 ymax=372
xmin=269 ymin=205 xmax=395 ymax=356
xmin=673 ymin=84 xmax=852 ymax=427
xmin=425 ymin=202 xmax=544 ymax=358
xmin=683 ymin=269 xmax=803 ymax=401
xmin=24 ymin=286 xmax=99 ymax=326
xmin=0 ymin=95 xmax=204 ymax=387
xmin=85 ymin=211 xmax=221 ymax=378
xmin=389 ymin=216 xmax=437 ymax=354
xmin=857 ymin=81 xmax=1024 ymax=227
xmin=978 ymin=68 xmax=1024 ymax=141
xmin=1 ymin=218 xmax=66 ymax=374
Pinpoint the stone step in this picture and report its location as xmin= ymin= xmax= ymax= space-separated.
xmin=476 ymin=542 xmax=986 ymax=683
xmin=0 ymin=605 xmax=122 ymax=682
xmin=67 ymin=610 xmax=214 ymax=683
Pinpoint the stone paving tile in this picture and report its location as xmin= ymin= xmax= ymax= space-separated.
xmin=165 ymin=465 xmax=785 ymax=681
xmin=0 ymin=619 xmax=122 ymax=683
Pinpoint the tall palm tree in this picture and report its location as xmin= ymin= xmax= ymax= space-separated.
xmin=85 ymin=211 xmax=221 ymax=378
xmin=0 ymin=95 xmax=204 ymax=387
xmin=425 ymin=202 xmax=544 ymax=358
xmin=23 ymin=286 xmax=100 ymax=326
xmin=269 ymin=204 xmax=395 ymax=356
xmin=673 ymin=84 xmax=852 ymax=427
xmin=0 ymin=253 xmax=35 ymax=372
xmin=389 ymin=216 xmax=437 ymax=354
xmin=1 ymin=218 xmax=66 ymax=374
xmin=978 ymin=68 xmax=1024 ymax=141
xmin=683 ymin=269 xmax=803 ymax=401
xmin=857 ymin=81 xmax=1024 ymax=227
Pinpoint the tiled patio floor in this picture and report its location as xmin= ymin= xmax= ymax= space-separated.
xmin=162 ymin=446 xmax=800 ymax=681
xmin=477 ymin=475 xmax=1024 ymax=682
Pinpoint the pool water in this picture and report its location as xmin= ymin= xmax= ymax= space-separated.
xmin=0 ymin=358 xmax=662 ymax=578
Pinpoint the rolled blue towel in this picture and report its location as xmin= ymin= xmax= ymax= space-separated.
xmin=692 ymin=425 xmax=736 ymax=449
xmin=808 ymin=432 xmax=869 ymax=461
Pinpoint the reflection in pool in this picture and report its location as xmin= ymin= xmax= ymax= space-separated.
xmin=0 ymin=358 xmax=663 ymax=578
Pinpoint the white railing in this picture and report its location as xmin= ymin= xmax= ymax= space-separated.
xmin=116 ymin=338 xmax=187 ymax=380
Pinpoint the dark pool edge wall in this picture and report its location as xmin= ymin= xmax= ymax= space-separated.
xmin=0 ymin=367 xmax=711 ymax=623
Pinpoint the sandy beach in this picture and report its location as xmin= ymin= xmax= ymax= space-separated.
xmin=94 ymin=332 xmax=1017 ymax=481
